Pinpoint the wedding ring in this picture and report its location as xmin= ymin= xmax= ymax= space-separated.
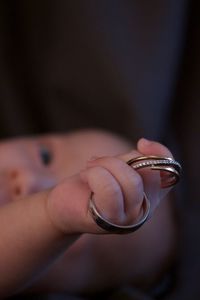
xmin=127 ymin=156 xmax=182 ymax=188
xmin=89 ymin=192 xmax=150 ymax=234
xmin=89 ymin=155 xmax=181 ymax=234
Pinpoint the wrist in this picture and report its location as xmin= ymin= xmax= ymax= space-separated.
xmin=46 ymin=175 xmax=91 ymax=235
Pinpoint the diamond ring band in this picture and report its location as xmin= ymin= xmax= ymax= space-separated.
xmin=127 ymin=156 xmax=182 ymax=188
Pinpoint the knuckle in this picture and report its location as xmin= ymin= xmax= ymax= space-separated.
xmin=101 ymin=181 xmax=126 ymax=224
xmin=103 ymin=180 xmax=121 ymax=200
xmin=130 ymin=172 xmax=143 ymax=198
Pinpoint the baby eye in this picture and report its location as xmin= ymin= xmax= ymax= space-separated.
xmin=39 ymin=145 xmax=53 ymax=166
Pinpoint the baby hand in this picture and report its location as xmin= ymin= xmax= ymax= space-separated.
xmin=47 ymin=139 xmax=176 ymax=235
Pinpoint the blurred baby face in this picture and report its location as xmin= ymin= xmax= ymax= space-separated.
xmin=0 ymin=130 xmax=130 ymax=205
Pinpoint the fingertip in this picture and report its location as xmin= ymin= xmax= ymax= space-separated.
xmin=137 ymin=138 xmax=173 ymax=158
xmin=137 ymin=138 xmax=153 ymax=149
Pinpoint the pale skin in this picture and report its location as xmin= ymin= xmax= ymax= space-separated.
xmin=0 ymin=130 xmax=177 ymax=298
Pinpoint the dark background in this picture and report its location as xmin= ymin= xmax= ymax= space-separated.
xmin=0 ymin=1 xmax=200 ymax=298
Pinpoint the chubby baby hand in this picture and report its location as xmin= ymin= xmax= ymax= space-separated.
xmin=47 ymin=139 xmax=177 ymax=235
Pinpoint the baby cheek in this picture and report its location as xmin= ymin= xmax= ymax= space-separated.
xmin=52 ymin=160 xmax=83 ymax=181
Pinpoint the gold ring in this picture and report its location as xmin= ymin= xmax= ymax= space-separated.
xmin=127 ymin=155 xmax=182 ymax=188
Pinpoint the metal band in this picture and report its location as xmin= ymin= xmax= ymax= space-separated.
xmin=89 ymin=192 xmax=150 ymax=234
xmin=127 ymin=155 xmax=182 ymax=188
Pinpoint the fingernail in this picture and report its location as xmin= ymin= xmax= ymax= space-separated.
xmin=87 ymin=156 xmax=100 ymax=162
xmin=139 ymin=138 xmax=153 ymax=146
xmin=87 ymin=156 xmax=101 ymax=166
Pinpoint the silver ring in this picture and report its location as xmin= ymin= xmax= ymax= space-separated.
xmin=89 ymin=192 xmax=150 ymax=234
xmin=127 ymin=156 xmax=182 ymax=188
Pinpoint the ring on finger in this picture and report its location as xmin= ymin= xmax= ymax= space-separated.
xmin=89 ymin=192 xmax=150 ymax=234
xmin=127 ymin=155 xmax=182 ymax=188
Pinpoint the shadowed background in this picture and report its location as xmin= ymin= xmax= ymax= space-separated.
xmin=0 ymin=1 xmax=200 ymax=299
